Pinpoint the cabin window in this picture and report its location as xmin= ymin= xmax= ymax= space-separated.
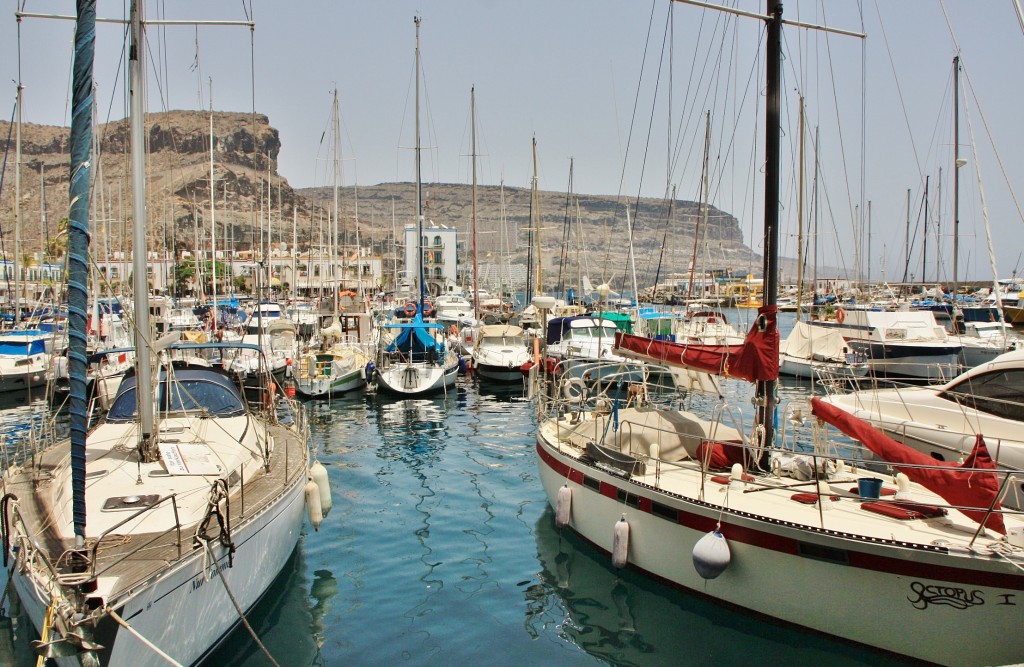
xmin=940 ymin=369 xmax=1024 ymax=422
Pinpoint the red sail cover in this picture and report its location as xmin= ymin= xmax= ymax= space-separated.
xmin=614 ymin=305 xmax=779 ymax=382
xmin=810 ymin=398 xmax=1005 ymax=535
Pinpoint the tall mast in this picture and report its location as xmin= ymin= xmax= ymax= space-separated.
xmin=755 ymin=0 xmax=783 ymax=451
xmin=470 ymin=86 xmax=479 ymax=320
xmin=332 ymin=86 xmax=341 ymax=321
xmin=130 ymin=0 xmax=155 ymax=448
xmin=922 ymin=175 xmax=929 ymax=284
xmin=209 ymin=78 xmax=217 ymax=333
xmin=415 ymin=16 xmax=426 ymax=315
xmin=68 ymin=0 xmax=97 ymax=545
xmin=14 ymin=79 xmax=22 ymax=325
xmin=532 ymin=137 xmax=541 ymax=297
xmin=952 ymin=55 xmax=962 ymax=298
xmin=796 ymin=97 xmax=805 ymax=321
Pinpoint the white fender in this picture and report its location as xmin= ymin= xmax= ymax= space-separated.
xmin=310 ymin=461 xmax=332 ymax=518
xmin=305 ymin=480 xmax=323 ymax=531
xmin=692 ymin=530 xmax=730 ymax=579
xmin=612 ymin=515 xmax=630 ymax=568
xmin=555 ymin=485 xmax=572 ymax=527
xmin=894 ymin=472 xmax=911 ymax=500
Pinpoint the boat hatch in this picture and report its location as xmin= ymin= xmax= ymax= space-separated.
xmin=102 ymin=494 xmax=160 ymax=511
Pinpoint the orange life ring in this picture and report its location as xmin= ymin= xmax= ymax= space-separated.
xmin=423 ymin=303 xmax=435 ymax=316
xmin=404 ymin=302 xmax=417 ymax=317
xmin=835 ymin=307 xmax=847 ymax=324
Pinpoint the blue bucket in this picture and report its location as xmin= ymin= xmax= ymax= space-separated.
xmin=858 ymin=477 xmax=882 ymax=499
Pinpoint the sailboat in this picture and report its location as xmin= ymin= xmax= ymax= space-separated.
xmin=779 ymin=101 xmax=868 ymax=380
xmin=534 ymin=4 xmax=1024 ymax=665
xmin=372 ymin=17 xmax=460 ymax=398
xmin=294 ymin=88 xmax=372 ymax=398
xmin=3 ymin=4 xmax=314 ymax=665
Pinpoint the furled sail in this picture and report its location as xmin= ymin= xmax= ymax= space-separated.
xmin=614 ymin=305 xmax=779 ymax=382
xmin=811 ymin=397 xmax=1006 ymax=534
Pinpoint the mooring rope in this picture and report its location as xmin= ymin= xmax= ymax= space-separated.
xmin=202 ymin=541 xmax=280 ymax=667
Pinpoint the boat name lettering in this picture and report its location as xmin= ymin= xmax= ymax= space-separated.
xmin=907 ymin=581 xmax=984 ymax=610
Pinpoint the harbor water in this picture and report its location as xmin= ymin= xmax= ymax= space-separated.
xmin=0 ymin=310 xmax=919 ymax=665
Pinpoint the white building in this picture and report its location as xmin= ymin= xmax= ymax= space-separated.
xmin=403 ymin=223 xmax=460 ymax=295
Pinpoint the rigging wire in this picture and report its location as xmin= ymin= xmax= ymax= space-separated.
xmin=938 ymin=0 xmax=1024 ymax=229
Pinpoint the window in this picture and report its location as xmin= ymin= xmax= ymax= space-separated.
xmin=940 ymin=369 xmax=1024 ymax=421
xmin=433 ymin=235 xmax=442 ymax=247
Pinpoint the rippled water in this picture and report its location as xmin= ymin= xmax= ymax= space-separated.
xmin=1 ymin=311 xmax=911 ymax=665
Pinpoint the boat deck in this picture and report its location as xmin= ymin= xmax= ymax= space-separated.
xmin=3 ymin=420 xmax=307 ymax=599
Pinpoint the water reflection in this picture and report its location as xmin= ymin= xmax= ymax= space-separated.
xmin=528 ymin=507 xmax=904 ymax=666
xmin=199 ymin=547 xmax=326 ymax=666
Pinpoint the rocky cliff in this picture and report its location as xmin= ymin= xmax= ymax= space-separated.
xmin=0 ymin=110 xmax=763 ymax=288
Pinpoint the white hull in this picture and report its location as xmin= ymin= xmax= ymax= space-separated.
xmin=778 ymin=354 xmax=868 ymax=380
xmin=375 ymin=361 xmax=458 ymax=397
xmin=295 ymin=369 xmax=366 ymax=397
xmin=0 ymin=366 xmax=47 ymax=393
xmin=13 ymin=479 xmax=305 ymax=667
xmin=536 ymin=409 xmax=1024 ymax=666
xmin=866 ymin=354 xmax=960 ymax=380
xmin=475 ymin=363 xmax=526 ymax=383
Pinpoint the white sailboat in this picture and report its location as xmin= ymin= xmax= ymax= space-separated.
xmin=535 ymin=5 xmax=1024 ymax=666
xmin=3 ymin=5 xmax=315 ymax=665
xmin=372 ymin=17 xmax=459 ymax=398
xmin=294 ymin=88 xmax=371 ymax=399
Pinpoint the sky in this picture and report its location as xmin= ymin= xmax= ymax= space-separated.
xmin=2 ymin=1 xmax=1023 ymax=283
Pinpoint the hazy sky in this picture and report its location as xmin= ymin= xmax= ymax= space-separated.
xmin=3 ymin=1 xmax=1023 ymax=282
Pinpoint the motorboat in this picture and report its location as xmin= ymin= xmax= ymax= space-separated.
xmin=0 ymin=329 xmax=50 ymax=393
xmin=471 ymin=324 xmax=532 ymax=383
xmin=808 ymin=308 xmax=961 ymax=380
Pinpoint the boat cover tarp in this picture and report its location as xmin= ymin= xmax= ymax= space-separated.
xmin=385 ymin=316 xmax=445 ymax=361
xmin=780 ymin=320 xmax=848 ymax=360
xmin=810 ymin=397 xmax=1006 ymax=534
xmin=614 ymin=305 xmax=779 ymax=381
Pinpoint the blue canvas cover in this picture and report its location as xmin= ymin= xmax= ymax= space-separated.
xmin=385 ymin=316 xmax=447 ymax=364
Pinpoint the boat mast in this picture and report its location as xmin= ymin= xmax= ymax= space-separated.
xmin=130 ymin=0 xmax=156 ymax=454
xmin=68 ymin=0 xmax=96 ymax=546
xmin=952 ymin=55 xmax=962 ymax=300
xmin=332 ymin=86 xmax=341 ymax=323
xmin=415 ymin=16 xmax=426 ymax=316
xmin=922 ymin=175 xmax=929 ymax=284
xmin=471 ymin=86 xmax=479 ymax=321
xmin=14 ymin=75 xmax=21 ymax=325
xmin=796 ymin=97 xmax=805 ymax=321
xmin=532 ymin=137 xmax=541 ymax=298
xmin=755 ymin=0 xmax=783 ymax=451
xmin=209 ymin=78 xmax=217 ymax=334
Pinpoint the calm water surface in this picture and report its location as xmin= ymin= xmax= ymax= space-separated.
xmin=1 ymin=311 xmax=911 ymax=665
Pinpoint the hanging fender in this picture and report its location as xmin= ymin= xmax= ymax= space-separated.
xmin=612 ymin=515 xmax=630 ymax=568
xmin=555 ymin=485 xmax=572 ymax=527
